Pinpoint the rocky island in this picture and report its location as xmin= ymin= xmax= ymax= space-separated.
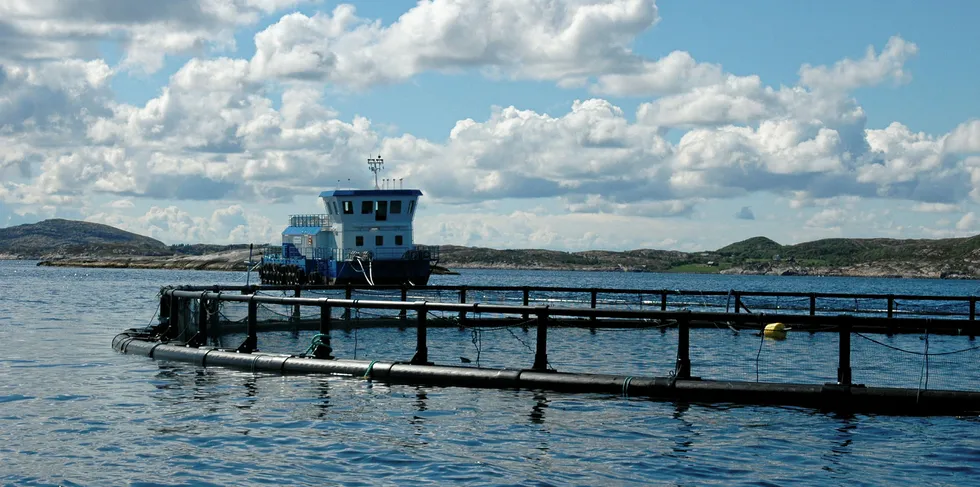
xmin=2 ymin=219 xmax=979 ymax=279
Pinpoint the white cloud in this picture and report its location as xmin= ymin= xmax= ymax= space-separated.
xmin=956 ymin=212 xmax=977 ymax=232
xmin=0 ymin=0 xmax=310 ymax=71
xmin=945 ymin=120 xmax=980 ymax=154
xmin=589 ymin=50 xmax=725 ymax=96
xmin=248 ymin=0 xmax=660 ymax=88
xmin=87 ymin=204 xmax=277 ymax=244
xmin=799 ymin=36 xmax=918 ymax=93
xmin=911 ymin=202 xmax=960 ymax=213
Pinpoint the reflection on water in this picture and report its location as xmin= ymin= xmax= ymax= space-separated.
xmin=2 ymin=262 xmax=980 ymax=486
xmin=529 ymin=392 xmax=549 ymax=425
xmin=671 ymin=402 xmax=696 ymax=455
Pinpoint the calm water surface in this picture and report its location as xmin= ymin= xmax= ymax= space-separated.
xmin=1 ymin=261 xmax=979 ymax=486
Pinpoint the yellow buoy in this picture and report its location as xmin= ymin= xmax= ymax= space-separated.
xmin=763 ymin=322 xmax=787 ymax=340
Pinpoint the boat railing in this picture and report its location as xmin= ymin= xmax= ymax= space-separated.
xmin=288 ymin=214 xmax=332 ymax=229
xmin=338 ymin=246 xmax=440 ymax=261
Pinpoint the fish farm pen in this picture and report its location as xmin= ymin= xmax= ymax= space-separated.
xmin=113 ymin=284 xmax=980 ymax=415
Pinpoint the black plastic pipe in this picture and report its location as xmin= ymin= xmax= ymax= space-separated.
xmin=112 ymin=333 xmax=980 ymax=416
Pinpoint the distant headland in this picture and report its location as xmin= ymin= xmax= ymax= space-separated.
xmin=2 ymin=219 xmax=979 ymax=279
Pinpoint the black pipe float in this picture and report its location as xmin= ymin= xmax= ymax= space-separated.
xmin=113 ymin=333 xmax=980 ymax=416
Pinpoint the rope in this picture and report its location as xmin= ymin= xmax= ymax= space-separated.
xmin=303 ymin=333 xmax=328 ymax=356
xmin=854 ymin=332 xmax=980 ymax=356
xmin=917 ymin=331 xmax=930 ymax=400
xmin=363 ymin=360 xmax=378 ymax=379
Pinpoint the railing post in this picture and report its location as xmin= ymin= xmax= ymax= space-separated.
xmin=343 ymin=284 xmax=352 ymax=320
xmin=168 ymin=293 xmax=181 ymax=340
xmin=887 ymin=295 xmax=894 ymax=319
xmin=532 ymin=308 xmax=550 ymax=371
xmin=314 ymin=303 xmax=333 ymax=359
xmin=158 ymin=292 xmax=170 ymax=326
xmin=238 ymin=297 xmax=258 ymax=353
xmin=675 ymin=313 xmax=691 ymax=379
xmin=458 ymin=286 xmax=467 ymax=325
xmin=661 ymin=292 xmax=667 ymax=311
xmin=837 ymin=321 xmax=852 ymax=386
xmin=522 ymin=287 xmax=530 ymax=321
xmin=411 ymin=303 xmax=430 ymax=365
xmin=590 ymin=290 xmax=598 ymax=323
xmin=399 ymin=285 xmax=408 ymax=320
xmin=809 ymin=295 xmax=816 ymax=316
xmin=293 ymin=286 xmax=302 ymax=321
xmin=194 ymin=294 xmax=208 ymax=347
xmin=734 ymin=294 xmax=742 ymax=314
xmin=971 ymin=297 xmax=977 ymax=340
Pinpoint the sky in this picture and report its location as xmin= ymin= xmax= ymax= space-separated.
xmin=1 ymin=0 xmax=980 ymax=252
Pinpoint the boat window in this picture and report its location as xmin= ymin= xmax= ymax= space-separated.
xmin=376 ymin=235 xmax=384 ymax=246
xmin=326 ymin=204 xmax=333 ymax=215
xmin=375 ymin=200 xmax=388 ymax=221
xmin=355 ymin=236 xmax=364 ymax=246
xmin=343 ymin=201 xmax=354 ymax=214
xmin=408 ymin=200 xmax=415 ymax=214
xmin=361 ymin=201 xmax=373 ymax=214
xmin=390 ymin=200 xmax=402 ymax=214
xmin=395 ymin=235 xmax=403 ymax=246
xmin=332 ymin=201 xmax=340 ymax=215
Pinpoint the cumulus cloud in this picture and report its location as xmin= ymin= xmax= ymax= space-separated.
xmin=87 ymin=204 xmax=277 ymax=244
xmin=945 ymin=120 xmax=980 ymax=154
xmin=248 ymin=0 xmax=660 ymax=88
xmin=798 ymin=36 xmax=918 ymax=93
xmin=0 ymin=0 xmax=310 ymax=71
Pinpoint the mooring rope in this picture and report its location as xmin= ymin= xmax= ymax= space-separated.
xmin=363 ymin=360 xmax=378 ymax=379
xmin=755 ymin=316 xmax=766 ymax=382
xmin=917 ymin=331 xmax=930 ymax=400
xmin=303 ymin=333 xmax=328 ymax=356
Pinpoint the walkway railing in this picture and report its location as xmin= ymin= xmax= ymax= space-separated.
xmin=156 ymin=287 xmax=980 ymax=393
xmin=171 ymin=284 xmax=980 ymax=327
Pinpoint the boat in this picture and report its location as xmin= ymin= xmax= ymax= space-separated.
xmin=257 ymin=156 xmax=438 ymax=286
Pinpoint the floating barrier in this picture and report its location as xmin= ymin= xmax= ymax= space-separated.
xmin=111 ymin=286 xmax=980 ymax=416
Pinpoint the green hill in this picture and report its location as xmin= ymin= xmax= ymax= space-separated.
xmin=0 ymin=219 xmax=170 ymax=258
xmin=715 ymin=236 xmax=783 ymax=260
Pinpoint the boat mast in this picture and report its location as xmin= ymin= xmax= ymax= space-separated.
xmin=367 ymin=155 xmax=384 ymax=189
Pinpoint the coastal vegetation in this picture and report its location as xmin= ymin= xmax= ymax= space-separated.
xmin=3 ymin=219 xmax=980 ymax=278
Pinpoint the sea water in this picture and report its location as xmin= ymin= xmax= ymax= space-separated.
xmin=1 ymin=260 xmax=978 ymax=486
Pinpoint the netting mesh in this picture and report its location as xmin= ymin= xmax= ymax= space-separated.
xmin=851 ymin=332 xmax=980 ymax=390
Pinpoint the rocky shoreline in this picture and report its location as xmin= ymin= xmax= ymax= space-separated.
xmin=719 ymin=262 xmax=979 ymax=280
xmin=31 ymin=249 xmax=256 ymax=271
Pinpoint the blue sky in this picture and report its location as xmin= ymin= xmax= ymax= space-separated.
xmin=2 ymin=0 xmax=979 ymax=252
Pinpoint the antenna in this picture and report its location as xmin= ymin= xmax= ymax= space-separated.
xmin=367 ymin=154 xmax=384 ymax=189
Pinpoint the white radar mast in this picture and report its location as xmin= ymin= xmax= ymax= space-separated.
xmin=367 ymin=155 xmax=384 ymax=189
